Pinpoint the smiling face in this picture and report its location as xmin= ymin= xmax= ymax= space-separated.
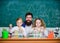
xmin=26 ymin=15 xmax=32 ymax=22
xmin=36 ymin=19 xmax=42 ymax=28
xmin=33 ymin=18 xmax=45 ymax=28
xmin=16 ymin=18 xmax=23 ymax=27
xmin=25 ymin=15 xmax=32 ymax=26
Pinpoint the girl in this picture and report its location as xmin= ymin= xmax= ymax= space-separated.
xmin=30 ymin=18 xmax=48 ymax=38
xmin=10 ymin=18 xmax=26 ymax=38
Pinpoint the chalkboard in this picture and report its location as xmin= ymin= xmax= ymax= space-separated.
xmin=0 ymin=0 xmax=60 ymax=27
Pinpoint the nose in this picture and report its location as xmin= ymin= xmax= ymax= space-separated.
xmin=27 ymin=18 xmax=30 ymax=20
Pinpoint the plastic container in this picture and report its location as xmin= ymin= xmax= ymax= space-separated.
xmin=2 ymin=29 xmax=9 ymax=39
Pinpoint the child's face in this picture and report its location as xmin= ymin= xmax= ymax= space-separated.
xmin=16 ymin=19 xmax=23 ymax=27
xmin=36 ymin=19 xmax=41 ymax=27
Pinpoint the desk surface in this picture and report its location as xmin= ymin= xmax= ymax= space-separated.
xmin=0 ymin=38 xmax=60 ymax=41
xmin=0 ymin=38 xmax=60 ymax=43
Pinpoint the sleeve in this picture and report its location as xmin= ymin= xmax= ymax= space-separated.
xmin=44 ymin=30 xmax=48 ymax=37
xmin=22 ymin=27 xmax=27 ymax=37
xmin=10 ymin=27 xmax=15 ymax=33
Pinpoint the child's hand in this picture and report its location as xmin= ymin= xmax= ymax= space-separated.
xmin=40 ymin=29 xmax=44 ymax=33
xmin=40 ymin=27 xmax=45 ymax=32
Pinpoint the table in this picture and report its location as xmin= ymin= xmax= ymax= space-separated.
xmin=0 ymin=38 xmax=60 ymax=43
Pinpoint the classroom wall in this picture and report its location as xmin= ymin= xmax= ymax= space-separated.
xmin=0 ymin=0 xmax=60 ymax=27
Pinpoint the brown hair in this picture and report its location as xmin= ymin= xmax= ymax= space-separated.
xmin=32 ymin=18 xmax=46 ymax=28
xmin=16 ymin=17 xmax=23 ymax=22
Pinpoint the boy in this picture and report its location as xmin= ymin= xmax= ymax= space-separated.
xmin=10 ymin=18 xmax=26 ymax=38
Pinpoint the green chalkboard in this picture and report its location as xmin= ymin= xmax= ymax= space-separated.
xmin=0 ymin=0 xmax=60 ymax=27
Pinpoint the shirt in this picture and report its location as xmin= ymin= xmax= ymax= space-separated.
xmin=30 ymin=27 xmax=48 ymax=38
xmin=25 ymin=25 xmax=32 ymax=36
xmin=10 ymin=26 xmax=26 ymax=36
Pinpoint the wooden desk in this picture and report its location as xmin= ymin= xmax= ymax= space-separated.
xmin=0 ymin=38 xmax=60 ymax=43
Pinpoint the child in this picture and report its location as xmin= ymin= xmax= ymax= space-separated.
xmin=10 ymin=18 xmax=26 ymax=38
xmin=31 ymin=18 xmax=48 ymax=38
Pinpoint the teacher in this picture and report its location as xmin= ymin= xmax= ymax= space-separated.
xmin=22 ymin=12 xmax=33 ymax=36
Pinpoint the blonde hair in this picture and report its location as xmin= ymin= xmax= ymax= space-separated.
xmin=32 ymin=18 xmax=46 ymax=28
